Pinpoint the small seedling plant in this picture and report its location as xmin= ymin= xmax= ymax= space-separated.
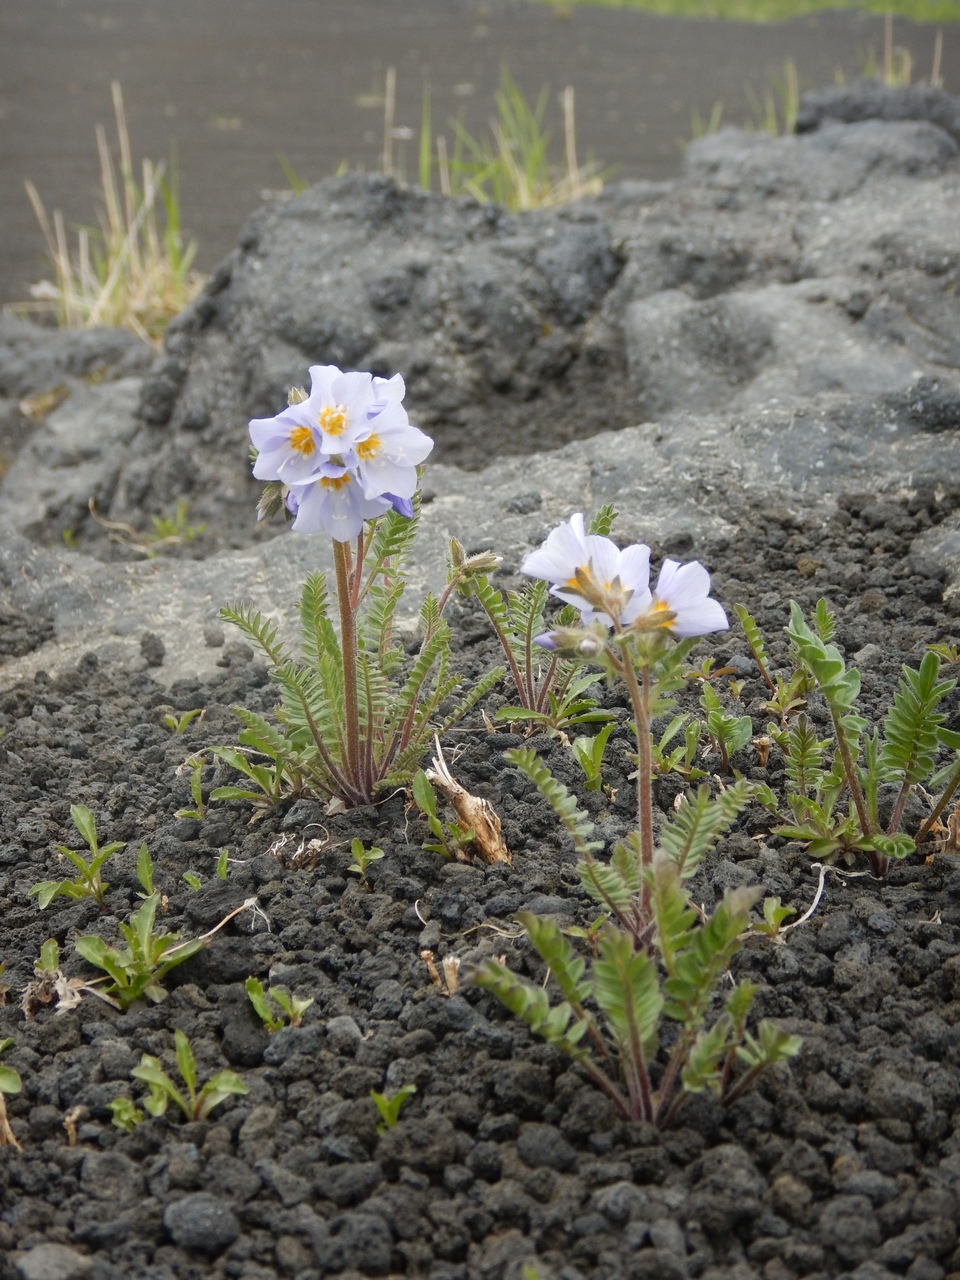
xmin=347 ymin=837 xmax=384 ymax=884
xmin=370 ymin=1083 xmax=416 ymax=1135
xmin=650 ymin=713 xmax=705 ymax=780
xmin=458 ymin=507 xmax=620 ymax=735
xmin=0 ymin=1037 xmax=23 ymax=1150
xmin=30 ymin=804 xmax=124 ymax=911
xmin=163 ymin=707 xmax=204 ymax=735
xmin=411 ymin=769 xmax=476 ymax=860
xmin=74 ymin=892 xmax=205 ymax=1009
xmin=175 ymin=754 xmax=208 ymax=820
xmin=216 ymin=368 xmax=502 ymax=810
xmin=743 ymin=600 xmax=960 ymax=877
xmin=571 ymin=720 xmax=616 ymax=792
xmin=130 ymin=1030 xmax=247 ymax=1121
xmin=475 ymin=515 xmax=800 ymax=1127
xmin=245 ymin=977 xmax=314 ymax=1032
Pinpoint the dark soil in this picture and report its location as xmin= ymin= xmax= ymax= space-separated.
xmin=3 ymin=482 xmax=960 ymax=1280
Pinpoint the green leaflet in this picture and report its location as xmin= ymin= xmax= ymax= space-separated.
xmin=660 ymin=778 xmax=752 ymax=879
xmin=592 ymin=928 xmax=662 ymax=1061
xmin=504 ymin=747 xmax=603 ymax=854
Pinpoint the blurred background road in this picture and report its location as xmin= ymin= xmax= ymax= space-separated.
xmin=1 ymin=0 xmax=957 ymax=306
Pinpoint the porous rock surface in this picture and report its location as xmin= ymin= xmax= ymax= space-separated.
xmin=2 ymin=82 xmax=960 ymax=686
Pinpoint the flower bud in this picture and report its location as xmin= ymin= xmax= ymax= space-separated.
xmin=287 ymin=385 xmax=308 ymax=406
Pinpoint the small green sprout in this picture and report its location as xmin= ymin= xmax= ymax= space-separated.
xmin=571 ymin=721 xmax=615 ymax=791
xmin=130 ymin=1029 xmax=247 ymax=1122
xmin=183 ymin=873 xmax=202 ymax=891
xmin=370 ymin=1083 xmax=416 ymax=1135
xmin=650 ymin=713 xmax=705 ymax=780
xmin=700 ymin=683 xmax=753 ymax=773
xmin=347 ymin=837 xmax=385 ymax=882
xmin=146 ymin=499 xmax=207 ymax=549
xmin=0 ymin=1038 xmax=22 ymax=1095
xmin=412 ymin=769 xmax=475 ymax=860
xmin=108 ymin=1096 xmax=144 ymax=1132
xmin=928 ymin=641 xmax=960 ymax=666
xmin=136 ymin=842 xmax=154 ymax=897
xmin=175 ymin=754 xmax=207 ymax=821
xmin=245 ymin=977 xmax=314 ymax=1033
xmin=0 ymin=1037 xmax=23 ymax=1150
xmin=754 ymin=896 xmax=797 ymax=938
xmin=216 ymin=848 xmax=230 ymax=879
xmin=74 ymin=893 xmax=205 ymax=1009
xmin=30 ymin=804 xmax=125 ymax=911
xmin=35 ymin=939 xmax=60 ymax=974
xmin=163 ymin=708 xmax=204 ymax=735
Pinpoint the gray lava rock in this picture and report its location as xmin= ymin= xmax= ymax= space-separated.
xmin=14 ymin=1244 xmax=92 ymax=1280
xmin=311 ymin=1210 xmax=393 ymax=1273
xmin=3 ymin=83 xmax=960 ymax=690
xmin=516 ymin=1121 xmax=578 ymax=1171
xmin=162 ymin=1191 xmax=240 ymax=1254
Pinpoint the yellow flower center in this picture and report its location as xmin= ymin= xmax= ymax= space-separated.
xmin=651 ymin=600 xmax=675 ymax=628
xmin=320 ymin=473 xmax=351 ymax=492
xmin=288 ymin=425 xmax=316 ymax=456
xmin=355 ymin=433 xmax=381 ymax=461
xmin=319 ymin=405 xmax=348 ymax=437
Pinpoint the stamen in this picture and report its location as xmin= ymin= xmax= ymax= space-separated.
xmin=320 ymin=474 xmax=352 ymax=492
xmin=356 ymin=434 xmax=381 ymax=461
xmin=288 ymin=425 xmax=316 ymax=456
xmin=319 ymin=405 xmax=348 ymax=436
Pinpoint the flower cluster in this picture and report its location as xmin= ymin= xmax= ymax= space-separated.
xmin=249 ymin=365 xmax=433 ymax=541
xmin=521 ymin=512 xmax=728 ymax=641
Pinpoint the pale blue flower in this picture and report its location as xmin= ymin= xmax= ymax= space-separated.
xmin=522 ymin=513 xmax=652 ymax=627
xmin=249 ymin=364 xmax=432 ymax=542
xmin=651 ymin=559 xmax=728 ymax=637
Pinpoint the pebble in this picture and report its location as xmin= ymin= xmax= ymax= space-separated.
xmin=162 ymin=1192 xmax=240 ymax=1254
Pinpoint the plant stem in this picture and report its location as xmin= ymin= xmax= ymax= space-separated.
xmin=917 ymin=758 xmax=960 ymax=844
xmin=621 ymin=655 xmax=655 ymax=915
xmin=334 ymin=540 xmax=362 ymax=788
xmin=830 ymin=708 xmax=872 ymax=838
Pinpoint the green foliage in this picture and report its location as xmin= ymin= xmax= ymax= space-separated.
xmin=175 ymin=754 xmax=208 ymax=820
xmin=74 ymin=893 xmax=205 ymax=1008
xmin=470 ymin=573 xmax=609 ymax=734
xmin=0 ymin=1038 xmax=22 ymax=1095
xmin=650 ymin=714 xmax=706 ymax=780
xmin=163 ymin=707 xmax=204 ymax=734
xmin=571 ymin=721 xmax=616 ymax=790
xmin=146 ymin=499 xmax=206 ymax=549
xmin=412 ymin=770 xmax=475 ymax=859
xmin=136 ymin=842 xmax=154 ymax=896
xmin=432 ymin=66 xmax=604 ymax=211
xmin=216 ymin=848 xmax=230 ymax=879
xmin=660 ymin=778 xmax=754 ymax=880
xmin=348 ymin=837 xmax=385 ymax=881
xmin=504 ymin=747 xmax=604 ymax=855
xmin=245 ymin=977 xmax=314 ymax=1033
xmin=108 ymin=1097 xmax=144 ymax=1132
xmin=772 ymin=601 xmax=960 ymax=875
xmin=183 ymin=873 xmax=202 ymax=891
xmin=130 ymin=1030 xmax=247 ymax=1122
xmin=30 ymin=804 xmax=125 ymax=911
xmin=475 ymin=864 xmax=796 ymax=1128
xmin=700 ymin=683 xmax=753 ymax=772
xmin=754 ymin=896 xmax=797 ymax=937
xmin=218 ymin=510 xmax=503 ymax=808
xmin=36 ymin=939 xmax=60 ymax=974
xmin=371 ymin=1083 xmax=416 ymax=1134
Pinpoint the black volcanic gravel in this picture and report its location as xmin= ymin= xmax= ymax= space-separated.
xmin=2 ymin=488 xmax=960 ymax=1280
